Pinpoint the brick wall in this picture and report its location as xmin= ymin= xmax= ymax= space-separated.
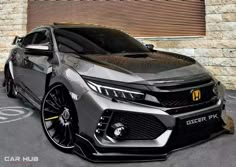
xmin=141 ymin=0 xmax=236 ymax=90
xmin=0 ymin=0 xmax=27 ymax=69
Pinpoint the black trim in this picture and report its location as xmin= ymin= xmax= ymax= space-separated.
xmin=83 ymin=75 xmax=218 ymax=111
xmin=74 ymin=128 xmax=228 ymax=162
xmin=18 ymin=83 xmax=41 ymax=105
xmin=82 ymin=75 xmax=150 ymax=91
xmin=45 ymin=67 xmax=53 ymax=93
xmin=72 ymin=106 xmax=230 ymax=162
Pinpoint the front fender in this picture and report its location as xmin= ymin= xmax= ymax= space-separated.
xmin=48 ymin=66 xmax=90 ymax=133
xmin=49 ymin=65 xmax=89 ymax=101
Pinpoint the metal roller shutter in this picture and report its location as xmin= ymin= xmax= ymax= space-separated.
xmin=28 ymin=0 xmax=206 ymax=37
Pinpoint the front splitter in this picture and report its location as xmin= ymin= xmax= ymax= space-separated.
xmin=73 ymin=115 xmax=234 ymax=163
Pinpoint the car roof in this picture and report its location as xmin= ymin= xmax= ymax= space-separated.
xmin=33 ymin=23 xmax=114 ymax=31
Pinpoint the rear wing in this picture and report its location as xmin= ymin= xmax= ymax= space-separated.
xmin=12 ymin=36 xmax=24 ymax=45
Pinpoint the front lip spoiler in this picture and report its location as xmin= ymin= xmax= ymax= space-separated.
xmin=72 ymin=115 xmax=234 ymax=163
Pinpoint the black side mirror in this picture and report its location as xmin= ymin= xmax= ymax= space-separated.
xmin=145 ymin=44 xmax=155 ymax=51
xmin=12 ymin=36 xmax=23 ymax=45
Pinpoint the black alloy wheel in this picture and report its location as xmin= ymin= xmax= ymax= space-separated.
xmin=5 ymin=69 xmax=16 ymax=98
xmin=41 ymin=84 xmax=78 ymax=153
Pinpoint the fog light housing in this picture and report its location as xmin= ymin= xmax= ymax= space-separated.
xmin=111 ymin=123 xmax=127 ymax=139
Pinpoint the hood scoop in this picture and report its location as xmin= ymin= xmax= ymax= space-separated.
xmin=123 ymin=54 xmax=149 ymax=58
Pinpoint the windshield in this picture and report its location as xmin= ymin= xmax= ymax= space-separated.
xmin=54 ymin=27 xmax=149 ymax=54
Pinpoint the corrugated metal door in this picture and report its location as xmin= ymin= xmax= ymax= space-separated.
xmin=28 ymin=0 xmax=206 ymax=37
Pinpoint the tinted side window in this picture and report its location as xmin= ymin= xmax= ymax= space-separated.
xmin=21 ymin=33 xmax=36 ymax=47
xmin=33 ymin=31 xmax=49 ymax=44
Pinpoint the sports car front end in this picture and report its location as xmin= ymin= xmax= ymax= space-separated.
xmin=70 ymin=73 xmax=234 ymax=162
xmin=51 ymin=25 xmax=234 ymax=162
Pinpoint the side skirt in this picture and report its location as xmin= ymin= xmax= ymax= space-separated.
xmin=17 ymin=84 xmax=41 ymax=111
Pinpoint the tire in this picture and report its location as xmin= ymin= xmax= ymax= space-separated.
xmin=41 ymin=84 xmax=79 ymax=153
xmin=5 ymin=69 xmax=16 ymax=98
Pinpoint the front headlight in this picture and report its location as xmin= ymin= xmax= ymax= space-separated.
xmin=86 ymin=80 xmax=145 ymax=101
xmin=212 ymin=82 xmax=219 ymax=96
xmin=212 ymin=77 xmax=221 ymax=97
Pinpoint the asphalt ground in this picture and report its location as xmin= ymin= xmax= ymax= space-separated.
xmin=0 ymin=73 xmax=235 ymax=167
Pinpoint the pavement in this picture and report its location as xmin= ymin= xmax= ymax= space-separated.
xmin=0 ymin=73 xmax=235 ymax=167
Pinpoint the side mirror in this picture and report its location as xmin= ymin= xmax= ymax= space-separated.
xmin=25 ymin=43 xmax=53 ymax=57
xmin=12 ymin=36 xmax=23 ymax=45
xmin=145 ymin=44 xmax=155 ymax=51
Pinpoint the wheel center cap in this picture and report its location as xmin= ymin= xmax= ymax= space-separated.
xmin=62 ymin=108 xmax=70 ymax=120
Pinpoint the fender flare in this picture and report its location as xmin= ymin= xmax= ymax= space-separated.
xmin=7 ymin=61 xmax=15 ymax=80
xmin=47 ymin=67 xmax=88 ymax=99
xmin=45 ymin=66 xmax=53 ymax=93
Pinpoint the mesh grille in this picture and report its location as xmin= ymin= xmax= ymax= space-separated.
xmin=107 ymin=111 xmax=166 ymax=140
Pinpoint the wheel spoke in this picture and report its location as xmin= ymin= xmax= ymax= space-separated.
xmin=59 ymin=126 xmax=68 ymax=145
xmin=44 ymin=107 xmax=60 ymax=114
xmin=47 ymin=121 xmax=57 ymax=131
xmin=62 ymin=90 xmax=71 ymax=107
xmin=52 ymin=131 xmax=60 ymax=139
xmin=67 ymin=124 xmax=74 ymax=146
xmin=54 ymin=88 xmax=63 ymax=105
xmin=46 ymin=99 xmax=60 ymax=111
xmin=45 ymin=116 xmax=59 ymax=121
xmin=44 ymin=107 xmax=61 ymax=120
xmin=52 ymin=122 xmax=61 ymax=139
xmin=49 ymin=93 xmax=62 ymax=108
xmin=60 ymin=88 xmax=67 ymax=105
xmin=58 ymin=135 xmax=64 ymax=144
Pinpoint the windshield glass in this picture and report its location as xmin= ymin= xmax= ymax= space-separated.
xmin=54 ymin=27 xmax=149 ymax=54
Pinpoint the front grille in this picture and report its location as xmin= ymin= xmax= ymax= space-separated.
xmin=167 ymin=97 xmax=218 ymax=115
xmin=153 ymin=83 xmax=216 ymax=108
xmin=156 ymin=78 xmax=212 ymax=90
xmin=106 ymin=111 xmax=166 ymax=140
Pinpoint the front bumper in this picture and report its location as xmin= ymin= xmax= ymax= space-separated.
xmin=72 ymin=90 xmax=234 ymax=162
xmin=73 ymin=114 xmax=233 ymax=162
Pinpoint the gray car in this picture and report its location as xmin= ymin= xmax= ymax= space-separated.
xmin=3 ymin=23 xmax=234 ymax=162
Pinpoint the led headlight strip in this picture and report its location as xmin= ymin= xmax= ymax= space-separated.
xmin=86 ymin=81 xmax=145 ymax=101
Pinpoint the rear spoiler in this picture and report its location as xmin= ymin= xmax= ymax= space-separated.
xmin=12 ymin=36 xmax=24 ymax=45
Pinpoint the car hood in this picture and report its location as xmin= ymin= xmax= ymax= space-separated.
xmin=62 ymin=51 xmax=211 ymax=85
